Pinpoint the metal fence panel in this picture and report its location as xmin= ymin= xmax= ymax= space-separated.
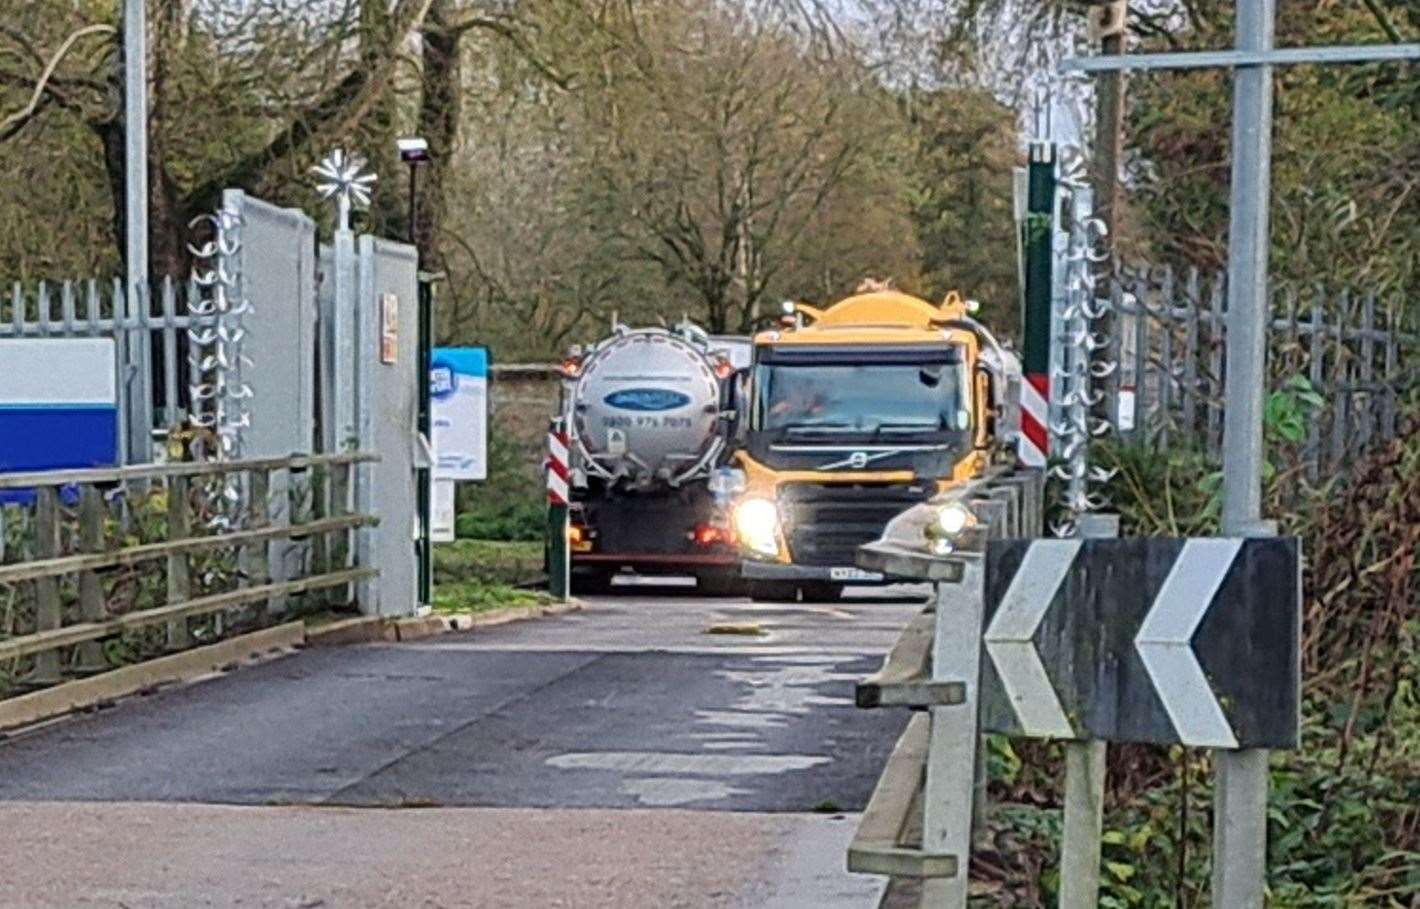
xmin=1113 ymin=263 xmax=1416 ymax=475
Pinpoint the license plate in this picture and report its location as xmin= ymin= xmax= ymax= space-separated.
xmin=830 ymin=567 xmax=883 ymax=582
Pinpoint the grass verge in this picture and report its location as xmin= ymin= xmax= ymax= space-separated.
xmin=432 ymin=538 xmax=551 ymax=614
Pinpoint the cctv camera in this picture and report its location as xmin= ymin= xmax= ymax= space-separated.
xmin=397 ymin=137 xmax=431 ymax=163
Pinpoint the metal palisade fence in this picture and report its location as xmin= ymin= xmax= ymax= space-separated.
xmin=0 ymin=276 xmax=216 ymax=464
xmin=1112 ymin=262 xmax=1417 ymax=478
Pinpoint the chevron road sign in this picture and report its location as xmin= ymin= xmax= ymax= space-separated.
xmin=979 ymin=537 xmax=1301 ymax=749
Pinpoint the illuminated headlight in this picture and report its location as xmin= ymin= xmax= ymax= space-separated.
xmin=924 ymin=502 xmax=973 ymax=556
xmin=733 ymin=497 xmax=780 ymax=557
xmin=936 ymin=503 xmax=971 ymax=535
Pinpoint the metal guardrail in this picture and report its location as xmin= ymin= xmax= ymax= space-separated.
xmin=0 ymin=452 xmax=379 ymax=700
xmin=847 ymin=467 xmax=1046 ymax=903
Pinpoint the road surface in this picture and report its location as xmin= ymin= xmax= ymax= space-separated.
xmin=0 ymin=582 xmax=925 ymax=909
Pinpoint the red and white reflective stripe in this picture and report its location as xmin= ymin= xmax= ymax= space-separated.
xmin=547 ymin=428 xmax=570 ymax=505
xmin=1018 ymin=373 xmax=1049 ymax=467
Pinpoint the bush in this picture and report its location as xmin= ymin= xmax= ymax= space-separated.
xmin=453 ymin=500 xmax=544 ymax=541
xmin=453 ymin=418 xmax=546 ymax=541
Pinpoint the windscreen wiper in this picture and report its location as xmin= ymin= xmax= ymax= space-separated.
xmin=782 ymin=423 xmax=860 ymax=437
xmin=874 ymin=422 xmax=941 ymax=435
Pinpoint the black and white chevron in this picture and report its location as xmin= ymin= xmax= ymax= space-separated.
xmin=978 ymin=537 xmax=1301 ymax=750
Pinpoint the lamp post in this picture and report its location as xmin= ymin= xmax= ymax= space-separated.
xmin=398 ymin=137 xmax=434 ymax=609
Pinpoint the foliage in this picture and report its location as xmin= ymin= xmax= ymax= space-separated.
xmin=454 ymin=427 xmax=546 ymax=542
xmin=432 ymin=578 xmax=548 ymax=613
xmin=901 ymin=87 xmax=1021 ymax=327
xmin=453 ymin=504 xmax=544 ymax=543
xmin=1126 ymin=0 xmax=1420 ymax=301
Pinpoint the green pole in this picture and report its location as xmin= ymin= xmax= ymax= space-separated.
xmin=1022 ymin=142 xmax=1057 ymax=378
xmin=417 ymin=276 xmax=434 ymax=608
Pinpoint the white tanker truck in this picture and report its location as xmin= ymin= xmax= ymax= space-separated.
xmin=556 ymin=321 xmax=750 ymax=594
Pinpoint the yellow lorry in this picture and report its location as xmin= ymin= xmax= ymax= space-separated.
xmin=718 ymin=289 xmax=1018 ymax=601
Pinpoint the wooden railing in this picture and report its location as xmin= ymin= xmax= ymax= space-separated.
xmin=0 ymin=452 xmax=379 ymax=698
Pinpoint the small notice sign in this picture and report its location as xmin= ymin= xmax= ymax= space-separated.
xmin=431 ymin=347 xmax=488 ymax=481
xmin=380 ymin=293 xmax=399 ymax=364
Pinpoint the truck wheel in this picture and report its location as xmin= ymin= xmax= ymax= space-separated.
xmin=799 ymin=582 xmax=844 ymax=603
xmin=748 ymin=580 xmax=799 ymax=602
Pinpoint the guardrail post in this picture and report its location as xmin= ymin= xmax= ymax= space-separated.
xmin=31 ymin=488 xmax=63 ymax=685
xmin=331 ymin=459 xmax=353 ymax=605
xmin=246 ymin=468 xmax=274 ymax=617
xmin=166 ymin=475 xmax=192 ymax=650
xmin=75 ymin=486 xmax=109 ymax=673
xmin=921 ymin=552 xmax=986 ymax=909
xmin=1060 ymin=512 xmax=1119 ymax=908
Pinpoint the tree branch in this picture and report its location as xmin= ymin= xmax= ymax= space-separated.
xmin=439 ymin=14 xmax=573 ymax=88
xmin=0 ymin=23 xmax=113 ymax=141
xmin=183 ymin=0 xmax=436 ymax=208
xmin=1360 ymin=0 xmax=1406 ymax=43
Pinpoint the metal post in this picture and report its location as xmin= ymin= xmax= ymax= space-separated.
xmin=1090 ymin=0 xmax=1126 ymax=429
xmin=1215 ymin=1 xmax=1276 ymax=905
xmin=123 ymin=0 xmax=152 ymax=464
xmin=417 ymin=275 xmax=433 ymax=608
xmin=406 ymin=160 xmax=433 ymax=610
xmin=1060 ymin=511 xmax=1118 ymax=909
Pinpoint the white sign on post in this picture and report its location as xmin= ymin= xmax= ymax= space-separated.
xmin=432 ymin=479 xmax=456 ymax=543
xmin=430 ymin=347 xmax=488 ymax=481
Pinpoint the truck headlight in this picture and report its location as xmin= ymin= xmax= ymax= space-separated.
xmin=733 ymin=497 xmax=780 ymax=557
xmin=936 ymin=503 xmax=971 ymax=535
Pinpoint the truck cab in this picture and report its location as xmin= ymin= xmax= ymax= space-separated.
xmin=723 ymin=290 xmax=1003 ymax=600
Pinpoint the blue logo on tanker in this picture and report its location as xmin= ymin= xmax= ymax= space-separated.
xmin=604 ymin=388 xmax=691 ymax=411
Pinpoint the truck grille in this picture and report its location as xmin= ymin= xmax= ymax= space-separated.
xmin=778 ymin=481 xmax=935 ymax=567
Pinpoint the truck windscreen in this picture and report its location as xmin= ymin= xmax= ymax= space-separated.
xmin=751 ymin=346 xmax=971 ymax=445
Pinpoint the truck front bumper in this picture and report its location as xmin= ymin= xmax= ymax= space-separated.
xmin=740 ymin=560 xmax=887 ymax=585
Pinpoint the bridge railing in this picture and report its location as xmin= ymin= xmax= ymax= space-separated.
xmin=848 ymin=467 xmax=1045 ymax=905
xmin=0 ymin=452 xmax=379 ymax=723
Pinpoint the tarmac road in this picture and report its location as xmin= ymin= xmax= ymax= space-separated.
xmin=0 ymin=582 xmax=927 ymax=909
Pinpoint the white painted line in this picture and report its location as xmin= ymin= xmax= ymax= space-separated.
xmin=1135 ymin=538 xmax=1242 ymax=748
xmin=394 ymin=643 xmax=893 ymax=657
xmin=546 ymin=751 xmax=830 ymax=775
xmin=619 ymin=777 xmax=749 ymax=806
xmin=984 ymin=540 xmax=1080 ymax=739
